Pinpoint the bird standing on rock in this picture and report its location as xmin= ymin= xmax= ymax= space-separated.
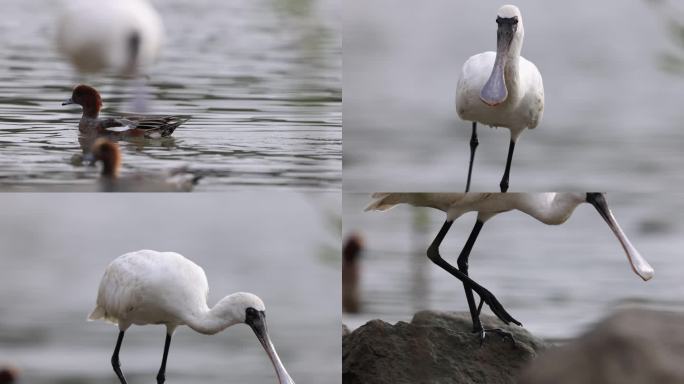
xmin=366 ymin=193 xmax=653 ymax=342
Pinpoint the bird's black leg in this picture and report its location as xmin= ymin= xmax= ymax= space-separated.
xmin=466 ymin=122 xmax=478 ymax=192
xmin=456 ymin=220 xmax=485 ymax=332
xmin=427 ymin=221 xmax=520 ymax=327
xmin=499 ymin=140 xmax=516 ymax=193
xmin=156 ymin=333 xmax=173 ymax=384
xmin=457 ymin=220 xmax=517 ymax=345
xmin=111 ymin=331 xmax=128 ymax=384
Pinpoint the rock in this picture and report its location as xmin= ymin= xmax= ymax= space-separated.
xmin=343 ymin=310 xmax=548 ymax=384
xmin=519 ymin=308 xmax=684 ymax=384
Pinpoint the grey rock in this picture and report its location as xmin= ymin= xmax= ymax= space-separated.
xmin=343 ymin=310 xmax=548 ymax=384
xmin=519 ymin=308 xmax=684 ymax=384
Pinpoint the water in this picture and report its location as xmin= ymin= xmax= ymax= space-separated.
xmin=343 ymin=0 xmax=684 ymax=192
xmin=0 ymin=193 xmax=341 ymax=383
xmin=0 ymin=0 xmax=341 ymax=191
xmin=343 ymin=193 xmax=684 ymax=340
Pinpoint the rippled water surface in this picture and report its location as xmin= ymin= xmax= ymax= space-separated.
xmin=343 ymin=193 xmax=684 ymax=340
xmin=0 ymin=0 xmax=341 ymax=191
xmin=0 ymin=193 xmax=341 ymax=383
xmin=344 ymin=0 xmax=683 ymax=192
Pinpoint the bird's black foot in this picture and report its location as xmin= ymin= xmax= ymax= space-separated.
xmin=472 ymin=286 xmax=521 ymax=327
xmin=477 ymin=327 xmax=517 ymax=347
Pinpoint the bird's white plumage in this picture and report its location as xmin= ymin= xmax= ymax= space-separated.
xmin=366 ymin=193 xmax=654 ymax=281
xmin=56 ymin=0 xmax=163 ymax=74
xmin=89 ymin=250 xmax=209 ymax=329
xmin=455 ymin=5 xmax=544 ymax=141
xmin=88 ymin=250 xmax=265 ymax=331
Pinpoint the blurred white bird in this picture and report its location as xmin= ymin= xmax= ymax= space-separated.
xmin=56 ymin=0 xmax=164 ymax=76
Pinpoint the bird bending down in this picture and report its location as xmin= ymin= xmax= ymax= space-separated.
xmin=89 ymin=250 xmax=295 ymax=384
xmin=90 ymin=138 xmax=201 ymax=192
xmin=455 ymin=5 xmax=544 ymax=192
xmin=63 ymin=85 xmax=190 ymax=138
xmin=366 ymin=193 xmax=653 ymax=342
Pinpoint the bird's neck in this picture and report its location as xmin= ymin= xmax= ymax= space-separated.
xmin=183 ymin=295 xmax=243 ymax=335
xmin=503 ymin=31 xmax=523 ymax=100
xmin=519 ymin=193 xmax=582 ymax=225
xmin=504 ymin=55 xmax=521 ymax=101
xmin=82 ymin=107 xmax=100 ymax=119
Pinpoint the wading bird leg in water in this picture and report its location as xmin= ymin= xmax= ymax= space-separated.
xmin=111 ymin=331 xmax=128 ymax=384
xmin=426 ymin=221 xmax=521 ymax=330
xmin=156 ymin=332 xmax=173 ymax=384
xmin=499 ymin=140 xmax=516 ymax=192
xmin=466 ymin=122 xmax=478 ymax=192
xmin=457 ymin=220 xmax=517 ymax=345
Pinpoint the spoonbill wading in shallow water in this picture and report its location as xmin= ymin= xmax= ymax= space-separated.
xmin=366 ymin=193 xmax=653 ymax=341
xmin=89 ymin=250 xmax=295 ymax=384
xmin=456 ymin=5 xmax=544 ymax=192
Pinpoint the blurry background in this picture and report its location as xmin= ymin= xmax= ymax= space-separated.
xmin=343 ymin=193 xmax=684 ymax=341
xmin=0 ymin=0 xmax=341 ymax=191
xmin=344 ymin=0 xmax=683 ymax=191
xmin=0 ymin=192 xmax=340 ymax=383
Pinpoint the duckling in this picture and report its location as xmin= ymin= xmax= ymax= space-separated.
xmin=90 ymin=138 xmax=201 ymax=192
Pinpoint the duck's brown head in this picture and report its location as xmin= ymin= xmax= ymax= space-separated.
xmin=62 ymin=84 xmax=103 ymax=118
xmin=91 ymin=138 xmax=121 ymax=178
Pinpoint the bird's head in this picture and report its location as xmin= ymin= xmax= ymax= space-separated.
xmin=223 ymin=292 xmax=295 ymax=384
xmin=480 ymin=5 xmax=525 ymax=106
xmin=62 ymin=84 xmax=103 ymax=117
xmin=584 ymin=193 xmax=654 ymax=281
xmin=89 ymin=138 xmax=121 ymax=178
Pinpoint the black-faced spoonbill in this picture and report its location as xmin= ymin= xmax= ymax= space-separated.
xmin=89 ymin=250 xmax=295 ymax=384
xmin=456 ymin=5 xmax=544 ymax=192
xmin=366 ymin=193 xmax=653 ymax=341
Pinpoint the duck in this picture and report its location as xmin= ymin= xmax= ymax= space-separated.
xmin=56 ymin=0 xmax=163 ymax=76
xmin=62 ymin=84 xmax=190 ymax=138
xmin=90 ymin=138 xmax=201 ymax=192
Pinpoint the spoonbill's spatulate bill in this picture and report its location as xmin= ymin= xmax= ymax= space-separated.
xmin=455 ymin=5 xmax=544 ymax=192
xmin=366 ymin=193 xmax=653 ymax=341
xmin=89 ymin=250 xmax=295 ymax=384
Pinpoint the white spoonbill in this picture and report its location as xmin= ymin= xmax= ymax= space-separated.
xmin=56 ymin=0 xmax=163 ymax=76
xmin=89 ymin=250 xmax=295 ymax=384
xmin=366 ymin=193 xmax=653 ymax=341
xmin=455 ymin=5 xmax=544 ymax=192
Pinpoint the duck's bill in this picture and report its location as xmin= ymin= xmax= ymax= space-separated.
xmin=62 ymin=97 xmax=75 ymax=106
xmin=586 ymin=193 xmax=655 ymax=281
xmin=480 ymin=21 xmax=515 ymax=106
xmin=248 ymin=312 xmax=295 ymax=384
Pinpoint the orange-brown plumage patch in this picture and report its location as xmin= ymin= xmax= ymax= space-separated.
xmin=71 ymin=84 xmax=103 ymax=118
xmin=91 ymin=138 xmax=121 ymax=178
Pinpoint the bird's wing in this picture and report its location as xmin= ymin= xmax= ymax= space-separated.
xmin=520 ymin=57 xmax=545 ymax=129
xmin=117 ymin=114 xmax=191 ymax=131
xmin=99 ymin=118 xmax=135 ymax=132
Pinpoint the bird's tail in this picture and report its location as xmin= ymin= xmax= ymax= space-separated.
xmin=364 ymin=193 xmax=411 ymax=212
xmin=87 ymin=306 xmax=105 ymax=321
